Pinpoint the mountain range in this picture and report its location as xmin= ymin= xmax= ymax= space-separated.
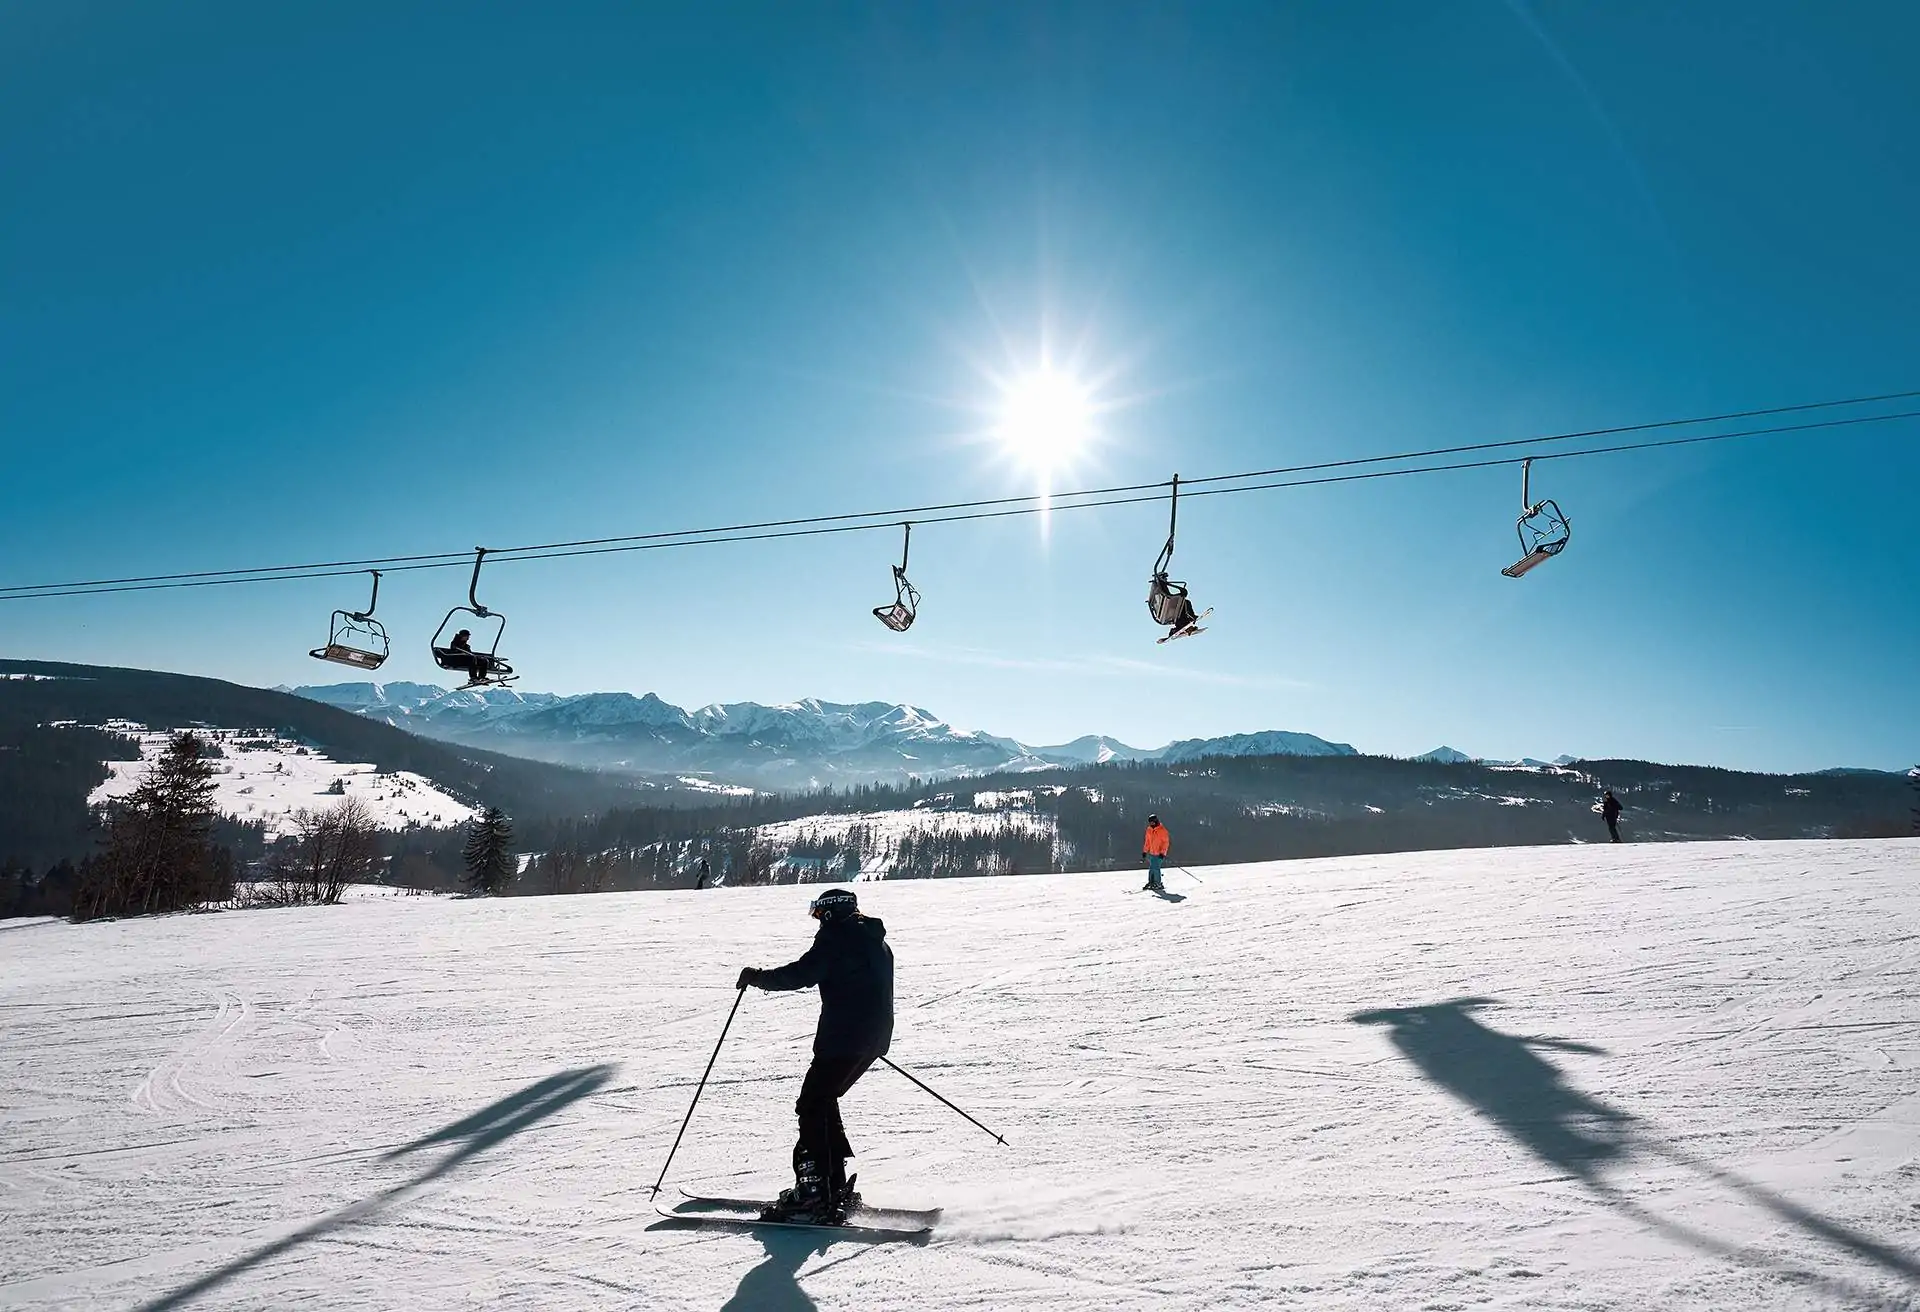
xmin=286 ymin=682 xmax=1371 ymax=789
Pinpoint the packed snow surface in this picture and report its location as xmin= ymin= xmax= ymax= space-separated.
xmin=86 ymin=728 xmax=479 ymax=838
xmin=2 ymin=840 xmax=1917 ymax=1311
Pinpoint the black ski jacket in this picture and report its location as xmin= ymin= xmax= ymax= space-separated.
xmin=1601 ymin=794 xmax=1622 ymax=821
xmin=755 ymin=915 xmax=894 ymax=1058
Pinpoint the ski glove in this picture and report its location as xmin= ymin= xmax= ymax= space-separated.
xmin=736 ymin=967 xmax=761 ymax=991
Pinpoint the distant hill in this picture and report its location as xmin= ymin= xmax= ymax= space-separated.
xmin=498 ymin=750 xmax=1915 ymax=893
xmin=0 ymin=659 xmax=665 ymax=872
xmin=7 ymin=661 xmax=1909 ymax=895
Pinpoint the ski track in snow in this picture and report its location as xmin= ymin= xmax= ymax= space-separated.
xmin=2 ymin=840 xmax=1918 ymax=1310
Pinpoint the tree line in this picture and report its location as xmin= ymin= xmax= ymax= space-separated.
xmin=7 ymin=732 xmax=1909 ymax=920
xmin=474 ymin=751 xmax=1916 ymax=894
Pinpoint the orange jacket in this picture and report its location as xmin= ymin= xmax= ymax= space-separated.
xmin=1143 ymin=822 xmax=1170 ymax=857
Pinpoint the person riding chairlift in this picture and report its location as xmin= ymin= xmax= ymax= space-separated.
xmin=446 ymin=629 xmax=492 ymax=685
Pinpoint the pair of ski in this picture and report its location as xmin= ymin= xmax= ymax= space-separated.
xmin=657 ymin=1187 xmax=939 ymax=1239
xmin=1156 ymin=607 xmax=1212 ymax=644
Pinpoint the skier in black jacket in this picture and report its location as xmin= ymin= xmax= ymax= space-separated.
xmin=1600 ymin=789 xmax=1624 ymax=843
xmin=736 ymin=887 xmax=894 ymax=1222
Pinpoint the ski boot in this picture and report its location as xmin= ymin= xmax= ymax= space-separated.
xmin=760 ymin=1183 xmax=830 ymax=1223
xmin=761 ymin=1156 xmax=831 ymax=1223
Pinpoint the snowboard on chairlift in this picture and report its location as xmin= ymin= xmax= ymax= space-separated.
xmin=657 ymin=1185 xmax=939 ymax=1238
xmin=1157 ymin=608 xmax=1212 ymax=644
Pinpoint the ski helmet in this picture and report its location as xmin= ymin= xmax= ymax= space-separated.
xmin=1147 ymin=813 xmax=1160 ymax=824
xmin=809 ymin=887 xmax=858 ymax=922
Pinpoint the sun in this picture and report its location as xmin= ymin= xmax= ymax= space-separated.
xmin=997 ymin=369 xmax=1093 ymax=474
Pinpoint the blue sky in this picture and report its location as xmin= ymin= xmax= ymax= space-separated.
xmin=3 ymin=2 xmax=1917 ymax=771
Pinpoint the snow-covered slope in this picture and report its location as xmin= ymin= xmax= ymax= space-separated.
xmin=88 ymin=727 xmax=478 ymax=837
xmin=749 ymin=805 xmax=1057 ymax=877
xmin=3 ymin=839 xmax=1915 ymax=1310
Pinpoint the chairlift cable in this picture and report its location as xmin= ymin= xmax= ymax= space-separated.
xmin=1176 ymin=385 xmax=1920 ymax=488
xmin=5 ymin=388 xmax=1912 ymax=597
xmin=3 ymin=389 xmax=1910 ymax=596
xmin=2 ymin=399 xmax=1916 ymax=603
xmin=1174 ymin=406 xmax=1920 ymax=506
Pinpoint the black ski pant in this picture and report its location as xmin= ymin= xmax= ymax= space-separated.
xmin=445 ymin=652 xmax=490 ymax=684
xmin=793 ymin=1051 xmax=878 ymax=1194
xmin=1606 ymin=817 xmax=1621 ymax=843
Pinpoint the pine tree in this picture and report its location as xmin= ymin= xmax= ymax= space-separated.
xmin=462 ymin=807 xmax=515 ymax=896
xmin=75 ymin=732 xmax=224 ymax=920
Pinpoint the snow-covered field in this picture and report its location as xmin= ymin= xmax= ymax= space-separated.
xmin=2 ymin=839 xmax=1917 ymax=1311
xmin=87 ymin=728 xmax=478 ymax=837
xmin=753 ymin=805 xmax=1054 ymax=851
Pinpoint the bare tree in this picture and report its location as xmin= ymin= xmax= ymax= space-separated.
xmin=251 ymin=796 xmax=381 ymax=907
xmin=583 ymin=852 xmax=612 ymax=894
xmin=544 ymin=846 xmax=582 ymax=895
xmin=744 ymin=842 xmax=777 ymax=886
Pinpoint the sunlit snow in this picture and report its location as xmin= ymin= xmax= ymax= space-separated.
xmin=87 ymin=727 xmax=479 ymax=837
xmin=2 ymin=840 xmax=1915 ymax=1310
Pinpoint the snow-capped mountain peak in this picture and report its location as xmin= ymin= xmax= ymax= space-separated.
xmin=529 ymin=692 xmax=692 ymax=730
xmin=289 ymin=682 xmax=1367 ymax=789
xmin=1159 ymin=730 xmax=1357 ymax=763
xmin=1417 ymin=746 xmax=1581 ymax=768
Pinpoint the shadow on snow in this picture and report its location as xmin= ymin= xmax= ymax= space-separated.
xmin=134 ymin=1064 xmax=615 ymax=1312
xmin=646 ymin=1206 xmax=928 ymax=1311
xmin=1352 ymin=998 xmax=1919 ymax=1307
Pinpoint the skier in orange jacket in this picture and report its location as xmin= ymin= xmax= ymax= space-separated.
xmin=1142 ymin=815 xmax=1171 ymax=893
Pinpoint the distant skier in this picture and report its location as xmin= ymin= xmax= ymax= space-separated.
xmin=1142 ymin=814 xmax=1172 ymax=892
xmin=696 ymin=857 xmax=711 ymax=890
xmin=1600 ymin=789 xmax=1623 ymax=843
xmin=736 ymin=887 xmax=894 ymax=1223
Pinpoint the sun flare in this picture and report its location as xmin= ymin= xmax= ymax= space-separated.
xmin=997 ymin=370 xmax=1093 ymax=473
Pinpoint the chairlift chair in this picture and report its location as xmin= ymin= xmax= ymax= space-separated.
xmin=1501 ymin=458 xmax=1572 ymax=579
xmin=309 ymin=570 xmax=391 ymax=670
xmin=872 ymin=522 xmax=921 ymax=632
xmin=431 ymin=548 xmax=517 ymax=688
xmin=1147 ymin=474 xmax=1208 ymax=639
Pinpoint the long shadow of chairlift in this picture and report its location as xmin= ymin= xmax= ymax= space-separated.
xmin=1352 ymin=999 xmax=1919 ymax=1306
xmin=133 ymin=1064 xmax=615 ymax=1312
xmin=1351 ymin=998 xmax=1632 ymax=1181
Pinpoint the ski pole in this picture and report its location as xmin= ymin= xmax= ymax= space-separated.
xmin=881 ymin=1056 xmax=1009 ymax=1146
xmin=1175 ymin=864 xmax=1204 ymax=885
xmin=650 ymin=987 xmax=746 ymax=1198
